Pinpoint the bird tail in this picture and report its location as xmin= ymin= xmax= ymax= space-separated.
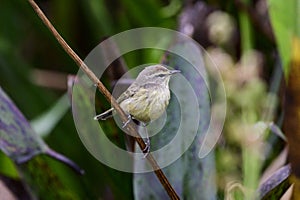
xmin=94 ymin=108 xmax=114 ymax=120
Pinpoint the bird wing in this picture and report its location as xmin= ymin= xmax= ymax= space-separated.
xmin=116 ymin=83 xmax=139 ymax=103
xmin=116 ymin=82 xmax=161 ymax=103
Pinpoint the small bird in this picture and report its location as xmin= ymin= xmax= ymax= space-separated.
xmin=94 ymin=65 xmax=180 ymax=124
xmin=94 ymin=65 xmax=180 ymax=155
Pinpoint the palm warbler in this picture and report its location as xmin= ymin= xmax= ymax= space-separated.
xmin=94 ymin=65 xmax=180 ymax=124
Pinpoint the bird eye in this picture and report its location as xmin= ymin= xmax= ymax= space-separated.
xmin=157 ymin=74 xmax=165 ymax=77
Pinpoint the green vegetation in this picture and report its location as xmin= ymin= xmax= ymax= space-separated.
xmin=0 ymin=0 xmax=299 ymax=199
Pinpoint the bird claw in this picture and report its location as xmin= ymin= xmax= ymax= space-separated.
xmin=121 ymin=116 xmax=150 ymax=157
xmin=142 ymin=137 xmax=150 ymax=158
xmin=122 ymin=115 xmax=132 ymax=128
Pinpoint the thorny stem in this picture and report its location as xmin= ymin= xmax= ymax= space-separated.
xmin=28 ymin=1 xmax=180 ymax=199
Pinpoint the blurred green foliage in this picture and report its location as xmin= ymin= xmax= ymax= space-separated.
xmin=0 ymin=0 xmax=299 ymax=199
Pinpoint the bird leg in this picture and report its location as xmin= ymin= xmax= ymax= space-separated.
xmin=142 ymin=137 xmax=150 ymax=157
xmin=141 ymin=123 xmax=150 ymax=157
xmin=122 ymin=118 xmax=150 ymax=157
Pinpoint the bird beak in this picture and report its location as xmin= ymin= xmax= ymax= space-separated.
xmin=170 ymin=69 xmax=181 ymax=74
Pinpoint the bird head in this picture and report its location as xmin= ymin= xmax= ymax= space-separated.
xmin=136 ymin=65 xmax=180 ymax=86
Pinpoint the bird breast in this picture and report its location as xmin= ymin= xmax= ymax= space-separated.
xmin=120 ymin=85 xmax=170 ymax=123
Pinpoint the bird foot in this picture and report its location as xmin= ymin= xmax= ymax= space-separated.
xmin=122 ymin=115 xmax=132 ymax=128
xmin=142 ymin=137 xmax=150 ymax=158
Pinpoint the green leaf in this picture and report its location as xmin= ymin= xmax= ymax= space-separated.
xmin=31 ymin=93 xmax=70 ymax=138
xmin=0 ymin=86 xmax=47 ymax=163
xmin=134 ymin=39 xmax=217 ymax=199
xmin=268 ymin=0 xmax=300 ymax=77
xmin=258 ymin=165 xmax=291 ymax=200
xmin=86 ymin=0 xmax=114 ymax=35
xmin=0 ymin=86 xmax=82 ymax=172
xmin=0 ymin=86 xmax=87 ymax=199
xmin=120 ymin=0 xmax=163 ymax=26
xmin=18 ymin=155 xmax=88 ymax=200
